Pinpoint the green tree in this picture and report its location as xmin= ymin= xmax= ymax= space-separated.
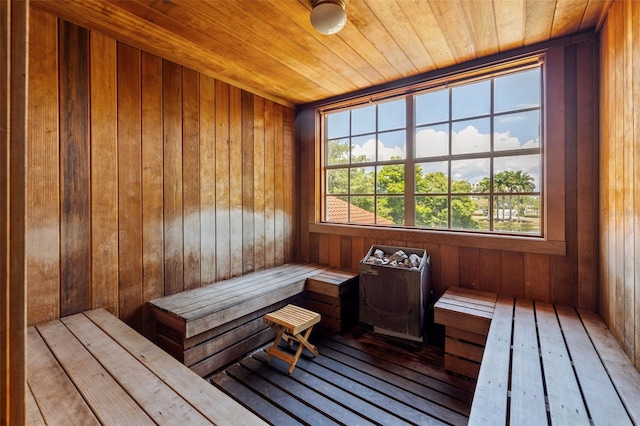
xmin=451 ymin=180 xmax=479 ymax=229
xmin=512 ymin=170 xmax=535 ymax=222
xmin=416 ymin=171 xmax=448 ymax=227
xmin=493 ymin=171 xmax=509 ymax=221
xmin=376 ymin=164 xmax=405 ymax=223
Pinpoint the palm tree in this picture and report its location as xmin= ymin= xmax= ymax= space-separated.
xmin=512 ymin=170 xmax=535 ymax=222
xmin=493 ymin=171 xmax=509 ymax=221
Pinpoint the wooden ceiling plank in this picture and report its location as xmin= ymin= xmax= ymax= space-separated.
xmin=266 ymin=0 xmax=383 ymax=87
xmin=234 ymin=0 xmax=376 ymax=89
xmin=31 ymin=0 xmax=300 ymax=106
xmin=428 ymin=0 xmax=478 ymax=64
xmin=581 ymin=0 xmax=604 ymax=31
xmin=30 ymin=0 xmax=608 ymax=106
xmin=524 ymin=0 xmax=556 ymax=45
xmin=333 ymin=20 xmax=401 ymax=84
xmin=396 ymin=0 xmax=457 ymax=70
xmin=364 ymin=0 xmax=435 ymax=72
xmin=346 ymin=0 xmax=418 ymax=78
xmin=493 ymin=0 xmax=526 ymax=52
xmin=461 ymin=0 xmax=500 ymax=58
xmin=178 ymin=0 xmax=354 ymax=96
xmin=551 ymin=0 xmax=588 ymax=39
xmin=124 ymin=0 xmax=333 ymax=100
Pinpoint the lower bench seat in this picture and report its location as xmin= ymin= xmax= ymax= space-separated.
xmin=27 ymin=308 xmax=265 ymax=425
xmin=147 ymin=263 xmax=337 ymax=377
xmin=469 ymin=297 xmax=640 ymax=426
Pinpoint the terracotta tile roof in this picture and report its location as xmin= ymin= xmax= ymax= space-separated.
xmin=326 ymin=196 xmax=394 ymax=225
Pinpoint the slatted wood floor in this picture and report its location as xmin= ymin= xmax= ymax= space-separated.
xmin=211 ymin=325 xmax=474 ymax=425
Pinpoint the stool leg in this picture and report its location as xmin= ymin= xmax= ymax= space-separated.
xmin=287 ymin=326 xmax=317 ymax=374
xmin=266 ymin=325 xmax=286 ymax=362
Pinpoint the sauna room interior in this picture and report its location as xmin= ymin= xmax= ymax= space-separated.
xmin=2 ymin=0 xmax=640 ymax=424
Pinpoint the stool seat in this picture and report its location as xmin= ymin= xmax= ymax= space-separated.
xmin=263 ymin=304 xmax=321 ymax=373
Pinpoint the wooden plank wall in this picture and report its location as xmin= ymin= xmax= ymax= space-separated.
xmin=297 ymin=41 xmax=599 ymax=311
xmin=599 ymin=0 xmax=640 ymax=370
xmin=25 ymin=8 xmax=297 ymax=332
xmin=2 ymin=1 xmax=29 ymax=423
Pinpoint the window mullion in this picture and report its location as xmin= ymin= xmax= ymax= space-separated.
xmin=405 ymin=95 xmax=415 ymax=226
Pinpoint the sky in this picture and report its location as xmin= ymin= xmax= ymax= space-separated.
xmin=327 ymin=68 xmax=541 ymax=190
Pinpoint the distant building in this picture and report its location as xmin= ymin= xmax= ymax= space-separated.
xmin=326 ymin=196 xmax=394 ymax=225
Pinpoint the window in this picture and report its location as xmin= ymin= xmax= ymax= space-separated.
xmin=323 ymin=65 xmax=542 ymax=236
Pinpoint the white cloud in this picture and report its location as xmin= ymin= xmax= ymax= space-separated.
xmin=453 ymin=125 xmax=490 ymax=154
xmin=416 ymin=128 xmax=448 ymax=157
xmin=375 ymin=124 xmax=540 ymax=189
xmin=352 ymin=137 xmax=405 ymax=161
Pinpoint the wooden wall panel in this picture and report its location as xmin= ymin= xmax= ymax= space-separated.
xmin=253 ymin=97 xmax=266 ymax=271
xmin=600 ymin=0 xmax=640 ymax=370
xmin=90 ymin=30 xmax=118 ymax=315
xmin=215 ymin=80 xmax=230 ymax=280
xmin=241 ymin=91 xmax=255 ymax=273
xmin=298 ymin=39 xmax=600 ymax=320
xmin=25 ymin=11 xmax=298 ymax=332
xmin=182 ymin=69 xmax=201 ymax=290
xmin=117 ymin=43 xmax=143 ymax=328
xmin=229 ymin=86 xmax=244 ymax=277
xmin=59 ymin=21 xmax=91 ymax=317
xmin=27 ymin=8 xmax=60 ymax=324
xmin=274 ymin=104 xmax=285 ymax=266
xmin=2 ymin=1 xmax=29 ymax=422
xmin=163 ymin=60 xmax=184 ymax=296
xmin=264 ymin=101 xmax=276 ymax=269
xmin=284 ymin=108 xmax=294 ymax=261
xmin=199 ymin=75 xmax=216 ymax=284
xmin=141 ymin=51 xmax=164 ymax=335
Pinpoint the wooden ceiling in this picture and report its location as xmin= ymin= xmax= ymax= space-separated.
xmin=32 ymin=0 xmax=610 ymax=107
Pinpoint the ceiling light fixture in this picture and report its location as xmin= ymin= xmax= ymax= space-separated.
xmin=310 ymin=0 xmax=347 ymax=35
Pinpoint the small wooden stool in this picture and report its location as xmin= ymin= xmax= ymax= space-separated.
xmin=263 ymin=304 xmax=321 ymax=373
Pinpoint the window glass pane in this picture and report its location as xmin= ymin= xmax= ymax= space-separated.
xmin=493 ymin=154 xmax=540 ymax=191
xmin=326 ymin=168 xmax=348 ymax=194
xmin=327 ymin=138 xmax=349 ymax=165
xmin=451 ymin=195 xmax=480 ymax=230
xmin=415 ymin=124 xmax=449 ymax=158
xmin=377 ymin=195 xmax=404 ymax=225
xmin=451 ymin=158 xmax=489 ymax=193
xmin=350 ymin=167 xmax=375 ymax=194
xmin=351 ymin=134 xmax=376 ymax=163
xmin=351 ymin=104 xmax=376 ymax=135
xmin=326 ymin=110 xmax=349 ymax=139
xmin=452 ymin=118 xmax=490 ymax=155
xmin=377 ymin=130 xmax=406 ymax=161
xmin=494 ymin=68 xmax=540 ymax=113
xmin=377 ymin=164 xmax=404 ymax=194
xmin=350 ymin=196 xmax=376 ymax=224
xmin=378 ymin=99 xmax=405 ymax=131
xmin=415 ymin=196 xmax=448 ymax=228
xmin=416 ymin=161 xmax=448 ymax=193
xmin=452 ymin=80 xmax=490 ymax=119
xmin=493 ymin=195 xmax=540 ymax=234
xmin=494 ymin=110 xmax=540 ymax=151
xmin=322 ymin=64 xmax=542 ymax=236
xmin=416 ymin=88 xmax=449 ymax=125
xmin=470 ymin=195 xmax=491 ymax=230
xmin=325 ymin=195 xmax=348 ymax=223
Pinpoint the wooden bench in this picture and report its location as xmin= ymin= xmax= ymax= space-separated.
xmin=469 ymin=297 xmax=640 ymax=425
xmin=27 ymin=308 xmax=265 ymax=425
xmin=147 ymin=262 xmax=357 ymax=377
xmin=433 ymin=287 xmax=497 ymax=379
xmin=305 ymin=268 xmax=359 ymax=332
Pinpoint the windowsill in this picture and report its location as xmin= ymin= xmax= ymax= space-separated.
xmin=308 ymin=222 xmax=566 ymax=256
